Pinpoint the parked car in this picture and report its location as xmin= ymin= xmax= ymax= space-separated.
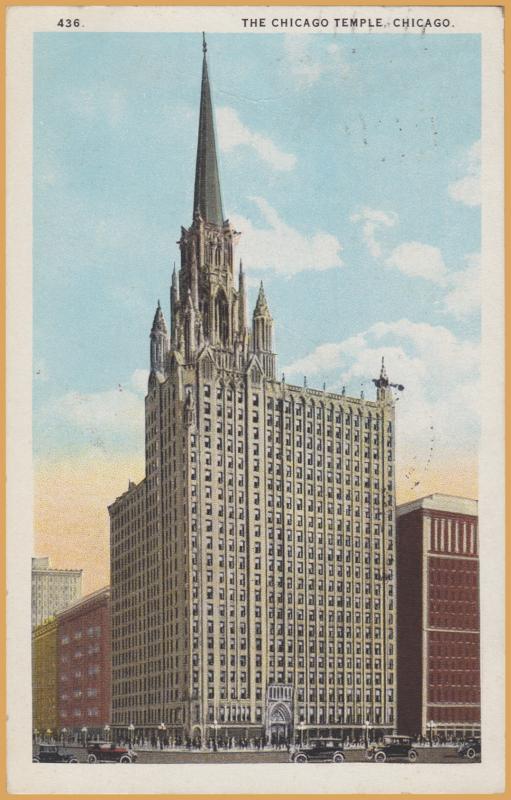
xmin=457 ymin=738 xmax=481 ymax=760
xmin=86 ymin=742 xmax=137 ymax=763
xmin=291 ymin=738 xmax=345 ymax=763
xmin=33 ymin=744 xmax=78 ymax=763
xmin=366 ymin=735 xmax=418 ymax=763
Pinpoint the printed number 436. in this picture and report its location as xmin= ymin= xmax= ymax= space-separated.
xmin=57 ymin=19 xmax=81 ymax=27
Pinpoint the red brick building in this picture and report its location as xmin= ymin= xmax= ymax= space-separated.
xmin=57 ymin=587 xmax=111 ymax=738
xmin=396 ymin=494 xmax=480 ymax=740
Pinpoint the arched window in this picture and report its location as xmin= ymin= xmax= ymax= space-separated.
xmin=200 ymin=300 xmax=210 ymax=339
xmin=215 ymin=290 xmax=229 ymax=346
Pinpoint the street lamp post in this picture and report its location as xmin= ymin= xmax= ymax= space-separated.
xmin=212 ymin=719 xmax=218 ymax=752
xmin=158 ymin=722 xmax=166 ymax=749
xmin=46 ymin=729 xmax=52 ymax=743
xmin=81 ymin=727 xmax=88 ymax=748
xmin=297 ymin=722 xmax=305 ymax=748
xmin=61 ymin=728 xmax=67 ymax=747
xmin=364 ymin=720 xmax=370 ymax=749
xmin=427 ymin=720 xmax=434 ymax=747
xmin=104 ymin=725 xmax=110 ymax=743
xmin=128 ymin=723 xmax=135 ymax=747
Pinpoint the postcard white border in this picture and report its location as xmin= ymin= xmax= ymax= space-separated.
xmin=6 ymin=5 xmax=505 ymax=794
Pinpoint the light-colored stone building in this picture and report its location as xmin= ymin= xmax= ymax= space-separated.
xmin=109 ymin=38 xmax=398 ymax=746
xmin=32 ymin=617 xmax=58 ymax=736
xmin=31 ymin=556 xmax=82 ymax=629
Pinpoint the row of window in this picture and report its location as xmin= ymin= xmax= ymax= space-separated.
xmin=60 ymin=665 xmax=100 ymax=679
xmin=60 ymin=688 xmax=98 ymax=700
xmin=60 ymin=708 xmax=100 ymax=718
xmin=203 ymin=383 xmax=393 ymax=428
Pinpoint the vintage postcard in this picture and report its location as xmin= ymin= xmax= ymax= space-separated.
xmin=6 ymin=5 xmax=505 ymax=795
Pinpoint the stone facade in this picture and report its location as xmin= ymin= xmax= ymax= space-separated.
xmin=396 ymin=494 xmax=480 ymax=739
xmin=31 ymin=556 xmax=82 ymax=628
xmin=110 ymin=40 xmax=398 ymax=745
xmin=32 ymin=617 xmax=58 ymax=736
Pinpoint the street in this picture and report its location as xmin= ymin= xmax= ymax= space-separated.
xmin=60 ymin=746 xmax=480 ymax=765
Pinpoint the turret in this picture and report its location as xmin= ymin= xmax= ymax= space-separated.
xmin=252 ymin=282 xmax=273 ymax=351
xmin=252 ymin=282 xmax=275 ymax=379
xmin=238 ymin=260 xmax=247 ymax=335
xmin=170 ymin=264 xmax=180 ymax=348
xmin=373 ymin=356 xmax=393 ymax=403
xmin=150 ymin=301 xmax=169 ymax=376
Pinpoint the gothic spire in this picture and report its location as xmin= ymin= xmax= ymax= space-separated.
xmin=252 ymin=281 xmax=275 ymax=379
xmin=193 ymin=34 xmax=224 ymax=227
xmin=151 ymin=300 xmax=168 ymax=334
xmin=238 ymin=259 xmax=247 ymax=333
xmin=150 ymin=301 xmax=169 ymax=375
xmin=253 ymin=281 xmax=272 ymax=318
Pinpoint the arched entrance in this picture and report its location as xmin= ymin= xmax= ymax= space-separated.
xmin=191 ymin=725 xmax=202 ymax=749
xmin=268 ymin=702 xmax=292 ymax=745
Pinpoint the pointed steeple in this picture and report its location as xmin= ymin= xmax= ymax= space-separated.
xmin=373 ymin=355 xmax=392 ymax=403
xmin=254 ymin=281 xmax=272 ymax=318
xmin=150 ymin=301 xmax=169 ymax=375
xmin=170 ymin=266 xmax=180 ymax=349
xmin=238 ymin=259 xmax=247 ymax=333
xmin=193 ymin=34 xmax=224 ymax=227
xmin=151 ymin=300 xmax=168 ymax=334
xmin=252 ymin=280 xmax=275 ymax=379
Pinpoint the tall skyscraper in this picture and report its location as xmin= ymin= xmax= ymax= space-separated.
xmin=396 ymin=494 xmax=480 ymax=740
xmin=109 ymin=38 xmax=397 ymax=746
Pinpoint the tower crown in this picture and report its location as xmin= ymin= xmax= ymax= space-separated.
xmin=193 ymin=35 xmax=224 ymax=227
xmin=150 ymin=301 xmax=169 ymax=375
xmin=252 ymin=281 xmax=275 ymax=378
xmin=253 ymin=282 xmax=272 ymax=319
xmin=151 ymin=300 xmax=168 ymax=334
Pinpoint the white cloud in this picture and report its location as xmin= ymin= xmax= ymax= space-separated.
xmin=284 ymin=318 xmax=480 ymax=485
xmin=216 ymin=107 xmax=296 ymax=172
xmin=42 ymin=369 xmax=148 ymax=453
xmin=130 ymin=368 xmax=150 ymax=394
xmin=448 ymin=139 xmax=481 ymax=207
xmin=385 ymin=241 xmax=448 ymax=284
xmin=57 ymin=386 xmax=143 ymax=435
xmin=231 ymin=196 xmax=343 ymax=276
xmin=36 ymin=369 xmax=151 ymax=456
xmin=443 ymin=252 xmax=480 ymax=318
xmin=350 ymin=207 xmax=397 ymax=258
xmin=283 ymin=35 xmax=349 ymax=88
xmin=351 ymin=204 xmax=480 ymax=317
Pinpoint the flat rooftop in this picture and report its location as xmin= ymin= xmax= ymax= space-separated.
xmin=397 ymin=493 xmax=478 ymax=518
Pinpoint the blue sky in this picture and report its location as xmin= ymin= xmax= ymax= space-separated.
xmin=33 ymin=31 xmax=480 ymax=498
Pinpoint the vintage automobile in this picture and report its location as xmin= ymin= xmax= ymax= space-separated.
xmin=457 ymin=738 xmax=481 ymax=760
xmin=291 ymin=738 xmax=345 ymax=763
xmin=366 ymin=735 xmax=418 ymax=763
xmin=33 ymin=744 xmax=78 ymax=763
xmin=86 ymin=742 xmax=138 ymax=763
